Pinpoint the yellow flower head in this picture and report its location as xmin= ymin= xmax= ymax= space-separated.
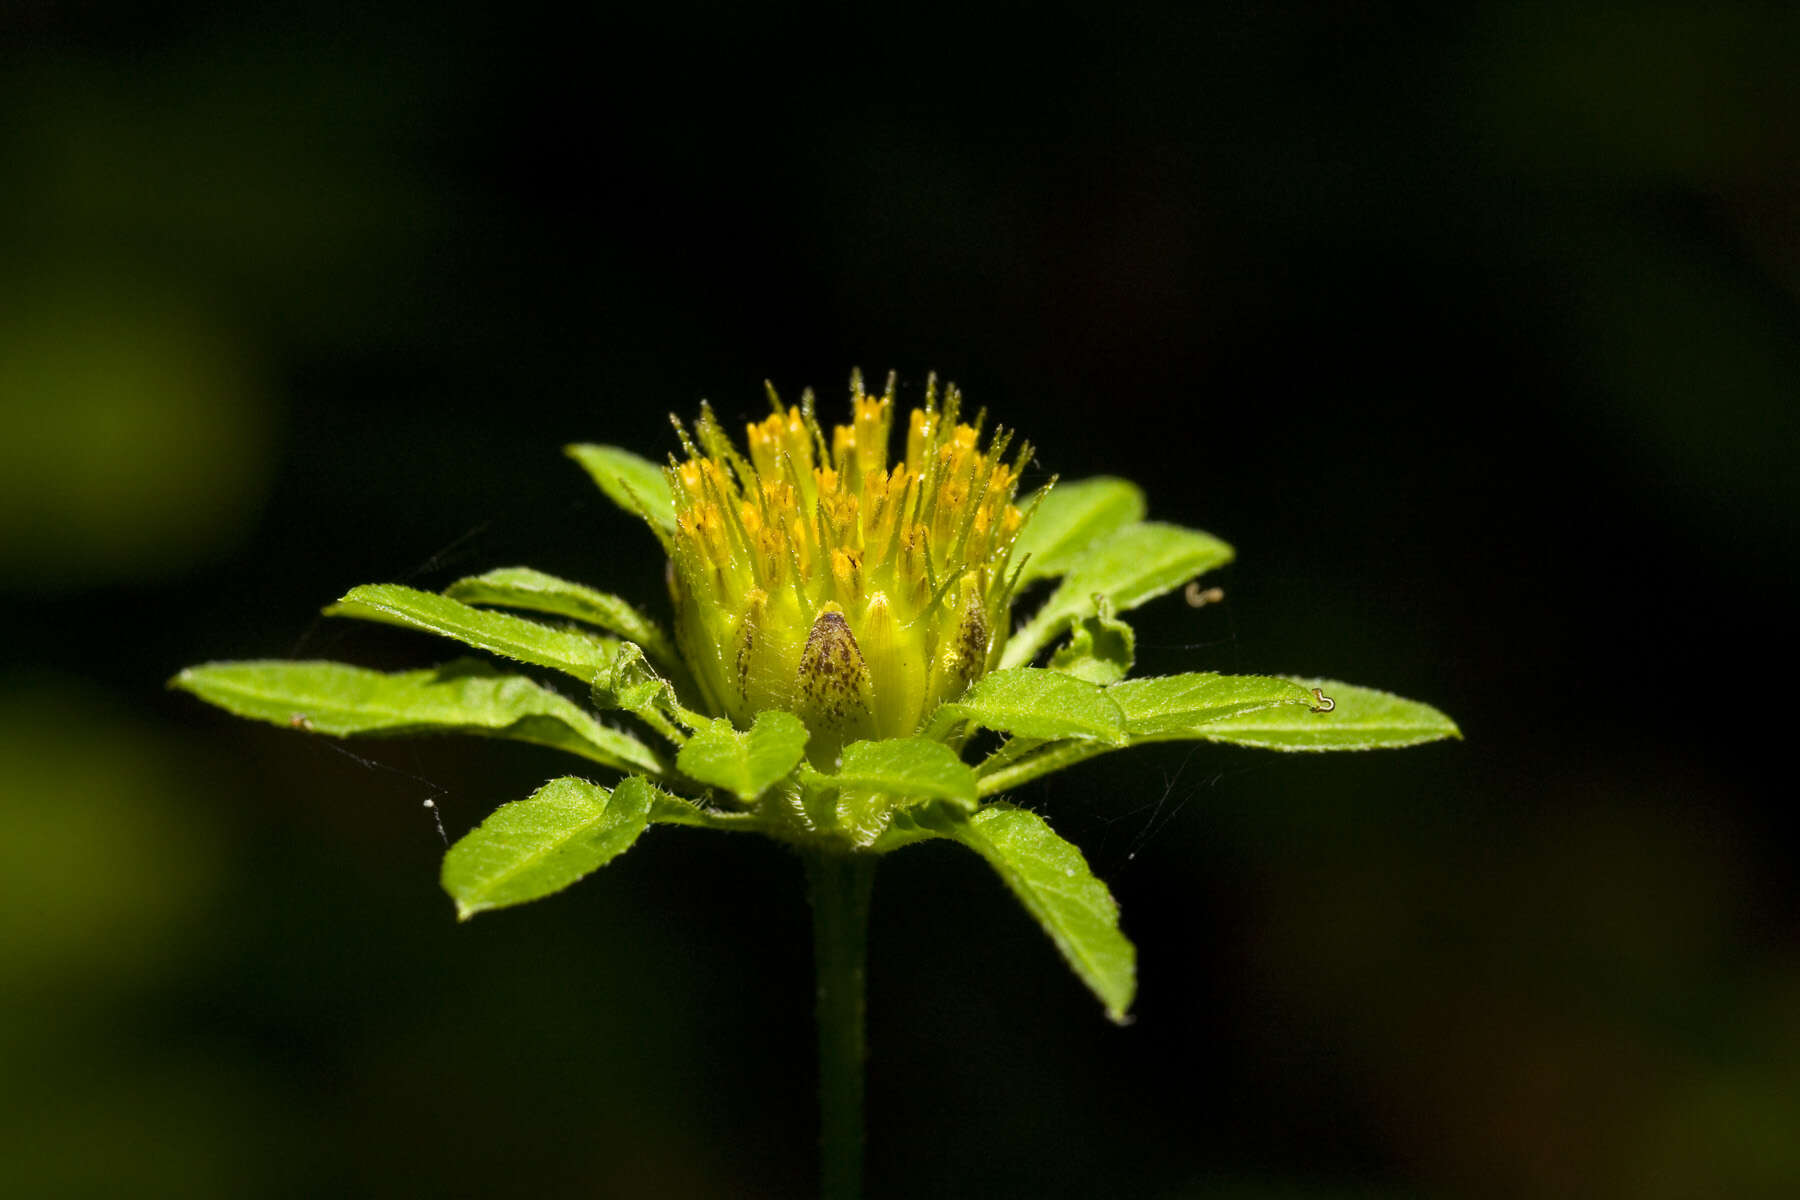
xmin=665 ymin=371 xmax=1031 ymax=762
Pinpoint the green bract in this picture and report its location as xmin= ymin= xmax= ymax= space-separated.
xmin=174 ymin=370 xmax=1459 ymax=1026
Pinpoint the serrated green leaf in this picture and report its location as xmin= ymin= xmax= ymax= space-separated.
xmin=944 ymin=803 xmax=1135 ymax=1023
xmin=1011 ymin=477 xmax=1146 ymax=584
xmin=170 ymin=658 xmax=664 ymax=773
xmin=828 ymin=737 xmax=978 ymax=809
xmin=1193 ymin=677 xmax=1460 ymax=751
xmin=566 ymin=443 xmax=676 ymax=532
xmin=1108 ymin=672 xmax=1318 ymax=736
xmin=925 ymin=668 xmax=1126 ymax=744
xmin=444 ymin=567 xmax=678 ymax=666
xmin=676 ymin=710 xmax=810 ymax=802
xmin=326 ymin=583 xmax=618 ymax=683
xmin=1046 ymin=597 xmax=1135 ymax=685
xmin=442 ymin=776 xmax=653 ymax=919
xmin=1002 ymin=522 xmax=1234 ymax=667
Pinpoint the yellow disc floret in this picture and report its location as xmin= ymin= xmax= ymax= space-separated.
xmin=666 ymin=372 xmax=1032 ymax=764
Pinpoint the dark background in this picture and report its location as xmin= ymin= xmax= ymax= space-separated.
xmin=4 ymin=3 xmax=1797 ymax=1197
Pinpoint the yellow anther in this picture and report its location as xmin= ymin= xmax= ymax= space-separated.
xmin=907 ymin=409 xmax=934 ymax=464
xmin=830 ymin=547 xmax=861 ymax=598
xmin=746 ymin=416 xmax=784 ymax=479
xmin=780 ymin=408 xmax=814 ymax=471
xmin=853 ymin=395 xmax=885 ymax=425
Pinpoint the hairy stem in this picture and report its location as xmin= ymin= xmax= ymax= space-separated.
xmin=976 ymin=738 xmax=1115 ymax=796
xmin=804 ymin=848 xmax=877 ymax=1200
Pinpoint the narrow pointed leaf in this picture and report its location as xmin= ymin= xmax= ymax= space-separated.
xmin=171 ymin=658 xmax=663 ymax=773
xmin=1002 ymin=522 xmax=1234 ymax=667
xmin=442 ymin=776 xmax=653 ymax=919
xmin=676 ymin=710 xmax=810 ymax=802
xmin=826 ymin=737 xmax=978 ymax=809
xmin=1108 ymin=672 xmax=1318 ymax=736
xmin=1193 ymin=677 xmax=1461 ymax=751
xmin=1011 ymin=477 xmax=1146 ymax=584
xmin=445 ymin=567 xmax=678 ymax=666
xmin=925 ymin=668 xmax=1126 ymax=744
xmin=566 ymin=443 xmax=676 ymax=532
xmin=326 ymin=584 xmax=618 ymax=683
xmin=944 ymin=803 xmax=1135 ymax=1023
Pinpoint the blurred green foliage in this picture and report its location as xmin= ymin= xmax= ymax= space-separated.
xmin=0 ymin=280 xmax=270 ymax=584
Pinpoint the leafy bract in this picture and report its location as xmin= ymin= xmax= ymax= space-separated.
xmin=924 ymin=668 xmax=1126 ymax=744
xmin=442 ymin=776 xmax=653 ymax=919
xmin=677 ymin=710 xmax=810 ymax=802
xmin=829 ymin=738 xmax=978 ymax=809
xmin=445 ymin=567 xmax=678 ymax=666
xmin=944 ymin=804 xmax=1135 ymax=1023
xmin=1002 ymin=522 xmax=1234 ymax=667
xmin=327 ymin=584 xmax=618 ymax=683
xmin=1107 ymin=672 xmax=1318 ymax=736
xmin=1011 ymin=477 xmax=1146 ymax=584
xmin=592 ymin=642 xmax=705 ymax=746
xmin=170 ymin=658 xmax=663 ymax=773
xmin=1046 ymin=597 xmax=1135 ymax=685
xmin=566 ymin=443 xmax=676 ymax=532
xmin=644 ymin=794 xmax=760 ymax=832
xmin=1194 ymin=677 xmax=1461 ymax=751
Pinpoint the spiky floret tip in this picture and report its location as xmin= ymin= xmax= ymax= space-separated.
xmin=663 ymin=371 xmax=1035 ymax=759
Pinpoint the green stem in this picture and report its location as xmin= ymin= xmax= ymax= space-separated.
xmin=803 ymin=848 xmax=877 ymax=1200
xmin=974 ymin=735 xmax=1046 ymax=779
xmin=976 ymin=738 xmax=1116 ymax=796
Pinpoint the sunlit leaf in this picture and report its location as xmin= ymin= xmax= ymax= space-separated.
xmin=943 ymin=803 xmax=1135 ymax=1023
xmin=326 ymin=583 xmax=618 ymax=683
xmin=1002 ymin=522 xmax=1234 ymax=667
xmin=442 ymin=776 xmax=653 ymax=919
xmin=828 ymin=737 xmax=979 ymax=809
xmin=566 ymin=443 xmax=676 ymax=532
xmin=1108 ymin=672 xmax=1318 ymax=736
xmin=445 ymin=567 xmax=678 ymax=666
xmin=170 ymin=658 xmax=663 ymax=773
xmin=1011 ymin=477 xmax=1146 ymax=584
xmin=1193 ymin=677 xmax=1461 ymax=751
xmin=924 ymin=668 xmax=1126 ymax=744
xmin=676 ymin=710 xmax=810 ymax=802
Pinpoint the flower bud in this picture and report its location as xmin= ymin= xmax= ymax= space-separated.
xmin=662 ymin=372 xmax=1030 ymax=762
